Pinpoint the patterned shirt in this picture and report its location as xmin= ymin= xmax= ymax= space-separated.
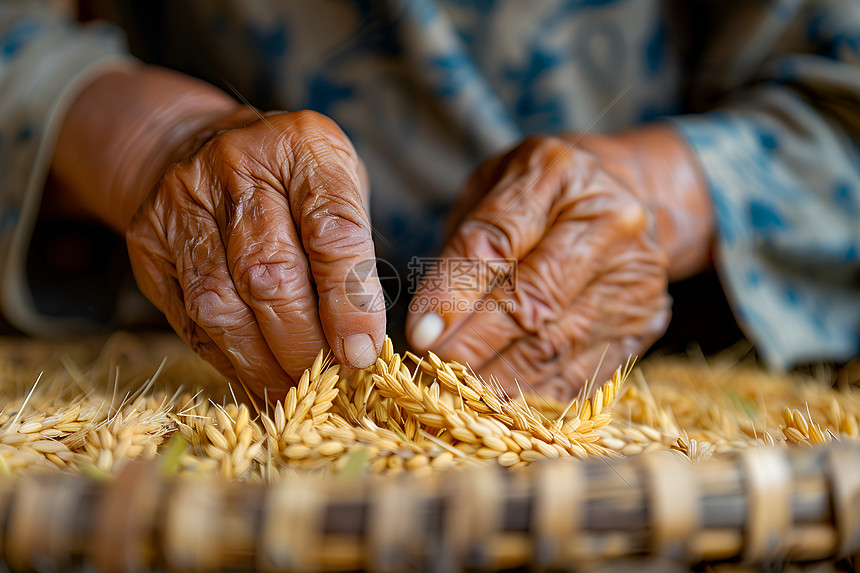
xmin=1 ymin=0 xmax=858 ymax=369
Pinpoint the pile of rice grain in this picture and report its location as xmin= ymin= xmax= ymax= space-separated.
xmin=0 ymin=333 xmax=857 ymax=481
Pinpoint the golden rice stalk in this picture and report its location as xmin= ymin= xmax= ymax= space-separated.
xmin=1 ymin=334 xmax=858 ymax=480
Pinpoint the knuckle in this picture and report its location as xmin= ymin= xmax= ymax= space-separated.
xmin=203 ymin=129 xmax=278 ymax=185
xmin=456 ymin=217 xmax=515 ymax=260
xmin=537 ymin=135 xmax=570 ymax=155
xmin=204 ymin=130 xmax=244 ymax=170
xmin=287 ymin=110 xmax=352 ymax=146
xmin=206 ymin=124 xmax=240 ymax=151
xmin=507 ymin=279 xmax=560 ymax=333
xmin=159 ymin=161 xmax=218 ymax=214
xmin=304 ymin=207 xmax=372 ymax=262
xmin=287 ymin=110 xmax=351 ymax=154
xmin=182 ymin=278 xmax=219 ymax=327
xmin=539 ymin=322 xmax=577 ymax=359
xmin=289 ymin=109 xmax=336 ymax=131
xmin=538 ymin=136 xmax=579 ymax=164
xmin=514 ymin=135 xmax=544 ymax=156
xmin=511 ymin=136 xmax=577 ymax=171
xmin=520 ymin=135 xmax=562 ymax=153
xmin=238 ymin=258 xmax=306 ymax=302
xmin=182 ymin=277 xmax=245 ymax=332
xmin=609 ymin=201 xmax=649 ymax=234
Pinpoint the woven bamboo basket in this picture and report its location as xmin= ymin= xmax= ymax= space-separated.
xmin=2 ymin=445 xmax=860 ymax=571
xmin=0 ymin=333 xmax=859 ymax=571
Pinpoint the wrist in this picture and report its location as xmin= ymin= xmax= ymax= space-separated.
xmin=51 ymin=66 xmax=242 ymax=233
xmin=575 ymin=125 xmax=714 ymax=281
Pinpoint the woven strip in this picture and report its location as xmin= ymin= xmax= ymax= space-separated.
xmin=0 ymin=445 xmax=857 ymax=571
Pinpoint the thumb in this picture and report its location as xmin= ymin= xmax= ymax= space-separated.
xmin=406 ymin=171 xmax=559 ymax=352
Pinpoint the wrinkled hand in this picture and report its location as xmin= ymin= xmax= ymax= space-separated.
xmin=126 ymin=109 xmax=385 ymax=398
xmin=407 ymin=135 xmax=673 ymax=400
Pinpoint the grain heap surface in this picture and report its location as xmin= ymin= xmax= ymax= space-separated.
xmin=0 ymin=333 xmax=857 ymax=481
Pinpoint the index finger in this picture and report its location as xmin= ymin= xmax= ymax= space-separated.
xmin=284 ymin=112 xmax=385 ymax=368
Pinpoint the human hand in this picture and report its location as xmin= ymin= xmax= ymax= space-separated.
xmin=407 ymin=127 xmax=710 ymax=400
xmin=125 ymin=109 xmax=384 ymax=398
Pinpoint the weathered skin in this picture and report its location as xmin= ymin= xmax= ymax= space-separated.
xmin=125 ymin=109 xmax=384 ymax=398
xmin=51 ymin=67 xmax=711 ymax=401
xmin=407 ymin=126 xmax=713 ymax=400
xmin=51 ymin=68 xmax=385 ymax=399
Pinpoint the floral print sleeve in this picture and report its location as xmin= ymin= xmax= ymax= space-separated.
xmin=671 ymin=1 xmax=860 ymax=368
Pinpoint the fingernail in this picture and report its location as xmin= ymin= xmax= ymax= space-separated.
xmin=343 ymin=333 xmax=375 ymax=368
xmin=411 ymin=313 xmax=445 ymax=350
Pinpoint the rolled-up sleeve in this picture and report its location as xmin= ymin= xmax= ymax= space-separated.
xmin=0 ymin=1 xmax=135 ymax=336
xmin=670 ymin=0 xmax=860 ymax=369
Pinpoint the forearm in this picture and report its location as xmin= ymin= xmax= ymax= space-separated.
xmin=576 ymin=124 xmax=714 ymax=281
xmin=50 ymin=66 xmax=241 ymax=233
